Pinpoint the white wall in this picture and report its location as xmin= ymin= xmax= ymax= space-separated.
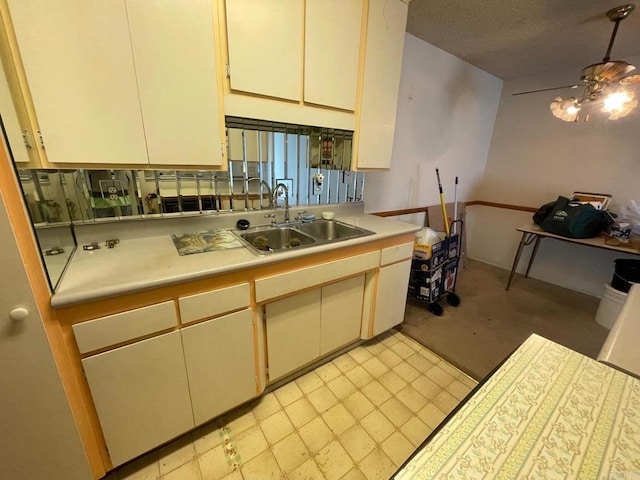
xmin=364 ymin=34 xmax=503 ymax=223
xmin=468 ymin=56 xmax=640 ymax=297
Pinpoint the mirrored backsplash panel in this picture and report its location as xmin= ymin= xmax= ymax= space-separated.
xmin=12 ymin=118 xmax=365 ymax=290
xmin=18 ymin=119 xmax=365 ymax=223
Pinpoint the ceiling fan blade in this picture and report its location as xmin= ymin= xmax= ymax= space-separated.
xmin=582 ymin=61 xmax=635 ymax=82
xmin=512 ymin=85 xmax=581 ymax=96
xmin=620 ymin=74 xmax=640 ymax=85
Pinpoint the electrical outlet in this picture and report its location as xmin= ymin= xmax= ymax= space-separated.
xmin=274 ymin=178 xmax=294 ymax=203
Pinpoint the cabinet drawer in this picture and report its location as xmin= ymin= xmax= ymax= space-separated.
xmin=380 ymin=241 xmax=414 ymax=266
xmin=178 ymin=283 xmax=250 ymax=324
xmin=255 ymin=250 xmax=379 ymax=302
xmin=73 ymin=301 xmax=177 ymax=354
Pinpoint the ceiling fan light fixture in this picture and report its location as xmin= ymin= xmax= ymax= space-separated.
xmin=550 ymin=97 xmax=581 ymax=121
xmin=602 ymin=89 xmax=637 ymax=119
xmin=580 ymin=61 xmax=635 ymax=83
xmin=528 ymin=3 xmax=640 ymax=122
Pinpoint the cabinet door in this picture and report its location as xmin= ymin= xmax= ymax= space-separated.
xmin=7 ymin=0 xmax=148 ymax=165
xmin=265 ymin=288 xmax=321 ymax=380
xmin=356 ymin=0 xmax=408 ymax=169
xmin=304 ymin=0 xmax=362 ymax=111
xmin=373 ymin=259 xmax=411 ymax=335
xmin=82 ymin=331 xmax=194 ymax=467
xmin=320 ymin=275 xmax=365 ymax=355
xmin=0 ymin=61 xmax=29 ymax=164
xmin=225 ymin=0 xmax=302 ymax=101
xmin=181 ymin=309 xmax=256 ymax=425
xmin=126 ymin=0 xmax=224 ymax=167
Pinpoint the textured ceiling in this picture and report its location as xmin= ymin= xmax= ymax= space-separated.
xmin=406 ymin=0 xmax=640 ymax=80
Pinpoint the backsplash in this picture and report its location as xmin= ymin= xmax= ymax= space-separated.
xmin=12 ymin=118 xmax=365 ymax=290
xmin=17 ymin=119 xmax=365 ymax=223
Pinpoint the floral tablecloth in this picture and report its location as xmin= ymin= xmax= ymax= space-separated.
xmin=394 ymin=334 xmax=640 ymax=480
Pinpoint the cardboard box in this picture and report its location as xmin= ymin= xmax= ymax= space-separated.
xmin=413 ymin=243 xmax=433 ymax=260
xmin=408 ymin=266 xmax=442 ymax=303
xmin=447 ymin=233 xmax=460 ymax=259
xmin=412 ymin=240 xmax=446 ymax=270
xmin=442 ymin=260 xmax=458 ymax=294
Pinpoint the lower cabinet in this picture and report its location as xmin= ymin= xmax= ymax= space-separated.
xmin=81 ymin=308 xmax=258 ymax=467
xmin=265 ymin=275 xmax=365 ymax=381
xmin=320 ymin=275 xmax=365 ymax=355
xmin=265 ymin=288 xmax=321 ymax=380
xmin=181 ymin=309 xmax=256 ymax=425
xmin=372 ymin=259 xmax=412 ymax=336
xmin=82 ymin=331 xmax=194 ymax=467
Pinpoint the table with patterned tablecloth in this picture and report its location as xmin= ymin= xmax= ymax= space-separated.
xmin=394 ymin=334 xmax=640 ymax=480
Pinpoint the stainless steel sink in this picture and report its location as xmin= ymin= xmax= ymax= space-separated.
xmin=295 ymin=219 xmax=370 ymax=241
xmin=231 ymin=219 xmax=375 ymax=256
xmin=237 ymin=227 xmax=316 ymax=254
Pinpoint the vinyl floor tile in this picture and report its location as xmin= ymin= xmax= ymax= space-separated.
xmin=112 ymin=330 xmax=477 ymax=480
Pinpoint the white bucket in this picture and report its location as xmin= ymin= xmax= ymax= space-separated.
xmin=595 ymin=283 xmax=628 ymax=330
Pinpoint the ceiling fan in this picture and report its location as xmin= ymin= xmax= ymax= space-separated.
xmin=513 ymin=3 xmax=640 ymax=122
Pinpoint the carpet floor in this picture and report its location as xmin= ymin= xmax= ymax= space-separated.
xmin=399 ymin=258 xmax=610 ymax=380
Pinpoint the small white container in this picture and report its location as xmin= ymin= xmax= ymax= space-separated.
xmin=595 ymin=283 xmax=628 ymax=330
xmin=321 ymin=211 xmax=335 ymax=220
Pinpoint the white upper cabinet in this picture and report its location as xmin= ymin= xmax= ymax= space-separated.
xmin=304 ymin=0 xmax=363 ymax=111
xmin=355 ymin=0 xmax=408 ymax=169
xmin=6 ymin=0 xmax=224 ymax=167
xmin=7 ymin=0 xmax=147 ymax=165
xmin=0 ymin=60 xmax=29 ymax=164
xmin=223 ymin=0 xmax=362 ymax=130
xmin=225 ymin=0 xmax=303 ymax=101
xmin=126 ymin=0 xmax=223 ymax=166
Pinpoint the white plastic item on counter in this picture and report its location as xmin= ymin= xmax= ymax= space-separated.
xmin=595 ymin=283 xmax=628 ymax=330
xmin=321 ymin=211 xmax=335 ymax=220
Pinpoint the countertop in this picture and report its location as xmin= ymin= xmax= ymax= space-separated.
xmin=51 ymin=204 xmax=421 ymax=308
xmin=394 ymin=334 xmax=640 ymax=479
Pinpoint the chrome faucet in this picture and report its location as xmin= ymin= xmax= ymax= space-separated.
xmin=272 ymin=183 xmax=290 ymax=223
xmin=247 ymin=177 xmax=273 ymax=208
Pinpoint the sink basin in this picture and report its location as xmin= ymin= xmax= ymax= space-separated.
xmin=231 ymin=219 xmax=375 ymax=256
xmin=237 ymin=227 xmax=316 ymax=254
xmin=296 ymin=219 xmax=371 ymax=241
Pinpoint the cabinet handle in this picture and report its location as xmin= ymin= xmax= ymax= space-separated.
xmin=9 ymin=307 xmax=29 ymax=321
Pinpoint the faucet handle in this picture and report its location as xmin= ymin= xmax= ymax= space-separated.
xmin=296 ymin=210 xmax=308 ymax=221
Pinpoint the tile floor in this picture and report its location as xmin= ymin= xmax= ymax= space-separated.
xmin=109 ymin=329 xmax=477 ymax=480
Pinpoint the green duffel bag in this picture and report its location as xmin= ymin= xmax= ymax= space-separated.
xmin=540 ymin=196 xmax=612 ymax=238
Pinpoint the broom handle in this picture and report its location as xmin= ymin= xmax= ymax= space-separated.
xmin=453 ymin=176 xmax=458 ymax=235
xmin=436 ymin=169 xmax=450 ymax=237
